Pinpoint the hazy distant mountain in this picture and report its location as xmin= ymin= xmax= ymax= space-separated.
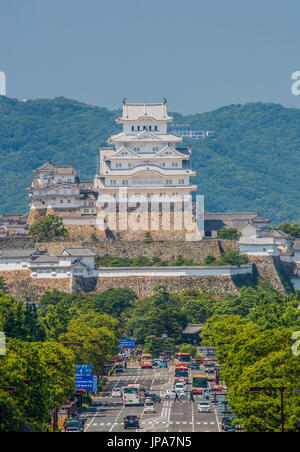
xmin=0 ymin=96 xmax=299 ymax=224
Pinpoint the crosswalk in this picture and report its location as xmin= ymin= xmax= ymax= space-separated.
xmin=91 ymin=421 xmax=216 ymax=426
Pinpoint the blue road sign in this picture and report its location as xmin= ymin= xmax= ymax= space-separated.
xmin=118 ymin=340 xmax=135 ymax=349
xmin=75 ymin=375 xmax=97 ymax=392
xmin=76 ymin=364 xmax=92 ymax=375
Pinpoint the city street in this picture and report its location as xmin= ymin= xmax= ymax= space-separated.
xmin=82 ymin=364 xmax=222 ymax=433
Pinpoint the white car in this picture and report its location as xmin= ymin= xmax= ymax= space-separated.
xmin=144 ymin=399 xmax=156 ymax=413
xmin=174 ymin=383 xmax=187 ymax=392
xmin=111 ymin=389 xmax=123 ymax=397
xmin=198 ymin=402 xmax=211 ymax=413
xmin=164 ymin=389 xmax=187 ymax=400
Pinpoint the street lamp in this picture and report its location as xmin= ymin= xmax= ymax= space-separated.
xmin=250 ymin=386 xmax=287 ymax=432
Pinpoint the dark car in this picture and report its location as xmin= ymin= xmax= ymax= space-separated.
xmin=221 ymin=416 xmax=233 ymax=431
xmin=191 ymin=362 xmax=200 ymax=370
xmin=115 ymin=364 xmax=124 ymax=373
xmin=148 ymin=393 xmax=161 ymax=403
xmin=152 ymin=360 xmax=159 ymax=367
xmin=124 ymin=415 xmax=140 ymax=429
xmin=206 ymin=367 xmax=215 ymax=374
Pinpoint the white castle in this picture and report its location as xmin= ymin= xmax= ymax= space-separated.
xmin=26 ymin=99 xmax=202 ymax=240
xmin=94 ymin=99 xmax=197 ymax=200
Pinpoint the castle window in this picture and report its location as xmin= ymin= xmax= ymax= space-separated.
xmin=58 ymin=179 xmax=62 ymax=184
xmin=155 ymin=126 xmax=158 ymax=131
xmin=131 ymin=126 xmax=134 ymax=131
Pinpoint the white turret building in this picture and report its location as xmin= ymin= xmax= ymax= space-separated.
xmin=94 ymin=99 xmax=198 ymax=201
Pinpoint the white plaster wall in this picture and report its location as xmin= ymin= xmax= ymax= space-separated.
xmin=93 ymin=264 xmax=252 ymax=278
xmin=239 ymin=244 xmax=280 ymax=256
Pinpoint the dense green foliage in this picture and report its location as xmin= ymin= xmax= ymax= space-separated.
xmin=217 ymin=227 xmax=240 ymax=240
xmin=278 ymin=222 xmax=300 ymax=238
xmin=95 ymin=251 xmax=248 ymax=267
xmin=1 ymin=96 xmax=300 ymax=223
xmin=200 ymin=290 xmax=300 ymax=432
xmin=29 ymin=215 xmax=69 ymax=242
xmin=0 ymin=288 xmax=122 ymax=431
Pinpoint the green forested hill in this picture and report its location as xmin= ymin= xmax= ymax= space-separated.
xmin=0 ymin=96 xmax=299 ymax=224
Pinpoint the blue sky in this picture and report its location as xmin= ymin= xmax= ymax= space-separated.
xmin=1 ymin=0 xmax=300 ymax=114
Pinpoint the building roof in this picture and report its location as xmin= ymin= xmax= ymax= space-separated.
xmin=204 ymin=212 xmax=269 ymax=222
xmin=203 ymin=212 xmax=270 ymax=231
xmin=108 ymin=131 xmax=182 ymax=144
xmin=238 ymin=237 xmax=276 ymax=245
xmin=30 ymin=255 xmax=60 ymax=264
xmin=263 ymin=229 xmax=290 ymax=239
xmin=33 ymin=162 xmax=78 ymax=176
xmin=182 ymin=323 xmax=204 ymax=335
xmin=58 ymin=248 xmax=95 ymax=257
xmin=0 ymin=248 xmax=40 ymax=259
xmin=117 ymin=101 xmax=172 ymax=122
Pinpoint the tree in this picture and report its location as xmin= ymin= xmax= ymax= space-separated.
xmin=179 ymin=343 xmax=198 ymax=358
xmin=92 ymin=287 xmax=137 ymax=319
xmin=58 ymin=311 xmax=119 ymax=373
xmin=127 ymin=286 xmax=187 ymax=343
xmin=28 ymin=215 xmax=69 ymax=242
xmin=228 ymin=349 xmax=300 ymax=432
xmin=279 ymin=222 xmax=300 ymax=238
xmin=3 ymin=302 xmax=46 ymax=342
xmin=219 ymin=250 xmax=248 ymax=266
xmin=0 ymin=277 xmax=7 ymax=293
xmin=217 ymin=227 xmax=240 ymax=240
xmin=0 ymin=338 xmax=75 ymax=431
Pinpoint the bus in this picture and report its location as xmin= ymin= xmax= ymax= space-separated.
xmin=141 ymin=353 xmax=152 ymax=368
xmin=123 ymin=384 xmax=146 ymax=406
xmin=174 ymin=352 xmax=191 ymax=368
xmin=174 ymin=366 xmax=189 ymax=384
xmin=192 ymin=375 xmax=208 ymax=394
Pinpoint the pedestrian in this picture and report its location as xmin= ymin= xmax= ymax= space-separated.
xmin=175 ymin=391 xmax=179 ymax=402
xmin=190 ymin=391 xmax=194 ymax=403
xmin=124 ymin=360 xmax=127 ymax=369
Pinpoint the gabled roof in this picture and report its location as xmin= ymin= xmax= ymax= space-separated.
xmin=117 ymin=102 xmax=172 ymax=122
xmin=33 ymin=161 xmax=55 ymax=173
xmin=33 ymin=162 xmax=78 ymax=176
xmin=110 ymin=145 xmax=140 ymax=159
xmin=263 ymin=229 xmax=291 ymax=239
xmin=108 ymin=131 xmax=182 ymax=144
xmin=237 ymin=221 xmax=261 ymax=232
xmin=58 ymin=248 xmax=95 ymax=257
xmin=182 ymin=323 xmax=204 ymax=335
xmin=155 ymin=144 xmax=188 ymax=158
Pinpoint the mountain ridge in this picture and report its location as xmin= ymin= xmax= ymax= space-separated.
xmin=0 ymin=96 xmax=299 ymax=224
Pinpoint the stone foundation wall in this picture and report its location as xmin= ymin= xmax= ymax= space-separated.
xmin=0 ymin=271 xmax=72 ymax=301
xmin=247 ymin=256 xmax=287 ymax=293
xmin=74 ymin=274 xmax=241 ymax=297
xmin=36 ymin=239 xmax=239 ymax=262
xmin=0 ymin=237 xmax=34 ymax=249
xmin=27 ymin=208 xmax=47 ymax=226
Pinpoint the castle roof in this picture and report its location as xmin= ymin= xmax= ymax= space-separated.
xmin=117 ymin=101 xmax=172 ymax=122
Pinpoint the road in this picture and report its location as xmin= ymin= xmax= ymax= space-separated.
xmin=82 ymin=363 xmax=222 ymax=433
